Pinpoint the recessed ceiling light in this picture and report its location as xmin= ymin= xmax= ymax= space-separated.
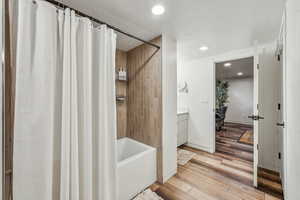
xmin=224 ymin=63 xmax=232 ymax=67
xmin=152 ymin=4 xmax=165 ymax=15
xmin=237 ymin=72 xmax=243 ymax=76
xmin=199 ymin=46 xmax=208 ymax=51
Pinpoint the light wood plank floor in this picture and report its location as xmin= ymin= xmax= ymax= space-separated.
xmin=151 ymin=146 xmax=281 ymax=200
xmin=150 ymin=123 xmax=283 ymax=200
xmin=216 ymin=123 xmax=283 ymax=198
xmin=216 ymin=122 xmax=254 ymax=163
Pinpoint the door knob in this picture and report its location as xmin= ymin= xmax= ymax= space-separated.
xmin=248 ymin=115 xmax=256 ymax=120
xmin=258 ymin=116 xmax=264 ymax=120
xmin=276 ymin=122 xmax=285 ymax=127
xmin=248 ymin=115 xmax=264 ymax=121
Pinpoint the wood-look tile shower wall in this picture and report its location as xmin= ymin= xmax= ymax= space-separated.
xmin=115 ymin=37 xmax=163 ymax=181
xmin=116 ymin=50 xmax=128 ymax=139
xmin=126 ymin=37 xmax=163 ymax=182
xmin=4 ymin=0 xmax=16 ymax=198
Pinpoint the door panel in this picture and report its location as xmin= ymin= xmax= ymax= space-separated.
xmin=279 ymin=13 xmax=287 ymax=191
xmin=253 ymin=55 xmax=259 ymax=187
xmin=278 ymin=51 xmax=284 ymax=184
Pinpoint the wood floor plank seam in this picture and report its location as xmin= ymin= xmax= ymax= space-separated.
xmin=181 ymin=162 xmax=265 ymax=199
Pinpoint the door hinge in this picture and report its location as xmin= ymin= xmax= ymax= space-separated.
xmin=257 ymin=104 xmax=259 ymax=110
xmin=278 ymin=103 xmax=281 ymax=110
xmin=257 ymin=144 xmax=259 ymax=150
xmin=257 ymin=64 xmax=259 ymax=69
xmin=278 ymin=152 xmax=281 ymax=159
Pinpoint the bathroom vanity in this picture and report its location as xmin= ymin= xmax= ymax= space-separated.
xmin=177 ymin=111 xmax=189 ymax=147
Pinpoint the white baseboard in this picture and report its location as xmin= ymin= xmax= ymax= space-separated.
xmin=225 ymin=121 xmax=253 ymax=126
xmin=162 ymin=168 xmax=177 ymax=183
xmin=186 ymin=143 xmax=214 ymax=153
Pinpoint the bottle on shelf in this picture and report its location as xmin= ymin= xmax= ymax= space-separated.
xmin=123 ymin=68 xmax=127 ymax=81
xmin=116 ymin=96 xmax=126 ymax=103
xmin=117 ymin=68 xmax=126 ymax=81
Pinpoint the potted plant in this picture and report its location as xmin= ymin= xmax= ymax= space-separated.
xmin=216 ymin=80 xmax=229 ymax=109
xmin=215 ymin=80 xmax=229 ymax=131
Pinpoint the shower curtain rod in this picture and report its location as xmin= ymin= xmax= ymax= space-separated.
xmin=43 ymin=0 xmax=161 ymax=50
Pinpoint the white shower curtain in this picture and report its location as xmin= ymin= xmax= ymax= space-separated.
xmin=13 ymin=0 xmax=117 ymax=199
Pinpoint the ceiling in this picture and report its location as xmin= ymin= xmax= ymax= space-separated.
xmin=216 ymin=57 xmax=254 ymax=80
xmin=60 ymin=0 xmax=285 ymax=58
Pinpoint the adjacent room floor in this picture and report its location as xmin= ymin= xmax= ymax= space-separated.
xmin=216 ymin=122 xmax=254 ymax=163
xmin=217 ymin=123 xmax=283 ymax=198
xmin=150 ymin=123 xmax=283 ymax=200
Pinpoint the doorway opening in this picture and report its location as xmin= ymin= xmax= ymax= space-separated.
xmin=215 ymin=57 xmax=254 ymax=185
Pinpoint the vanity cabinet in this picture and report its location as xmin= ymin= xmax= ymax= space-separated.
xmin=177 ymin=113 xmax=189 ymax=146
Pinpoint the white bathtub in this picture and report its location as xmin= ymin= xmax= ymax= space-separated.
xmin=117 ymin=137 xmax=157 ymax=200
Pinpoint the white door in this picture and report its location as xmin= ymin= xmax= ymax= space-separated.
xmin=278 ymin=50 xmax=285 ymax=187
xmin=278 ymin=14 xmax=287 ymax=192
xmin=252 ymin=55 xmax=259 ymax=187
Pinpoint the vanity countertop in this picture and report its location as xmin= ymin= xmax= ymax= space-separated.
xmin=177 ymin=109 xmax=189 ymax=115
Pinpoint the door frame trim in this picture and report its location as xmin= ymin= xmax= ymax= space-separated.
xmin=1 ymin=0 xmax=5 ymax=199
xmin=211 ymin=48 xmax=258 ymax=187
xmin=212 ymin=49 xmax=257 ymax=151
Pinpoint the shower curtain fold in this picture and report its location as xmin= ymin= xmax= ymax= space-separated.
xmin=13 ymin=1 xmax=117 ymax=200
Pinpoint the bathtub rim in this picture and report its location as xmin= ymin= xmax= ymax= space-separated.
xmin=117 ymin=137 xmax=156 ymax=167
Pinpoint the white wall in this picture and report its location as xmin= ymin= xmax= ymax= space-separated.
xmin=177 ymin=87 xmax=188 ymax=111
xmin=177 ymin=51 xmax=188 ymax=111
xmin=285 ymin=0 xmax=300 ymax=199
xmin=258 ymin=44 xmax=281 ymax=172
xmin=224 ymin=78 xmax=253 ymax=125
xmin=162 ymin=34 xmax=177 ymax=182
xmin=178 ymin=46 xmax=259 ymax=153
xmin=178 ymin=57 xmax=215 ymax=152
